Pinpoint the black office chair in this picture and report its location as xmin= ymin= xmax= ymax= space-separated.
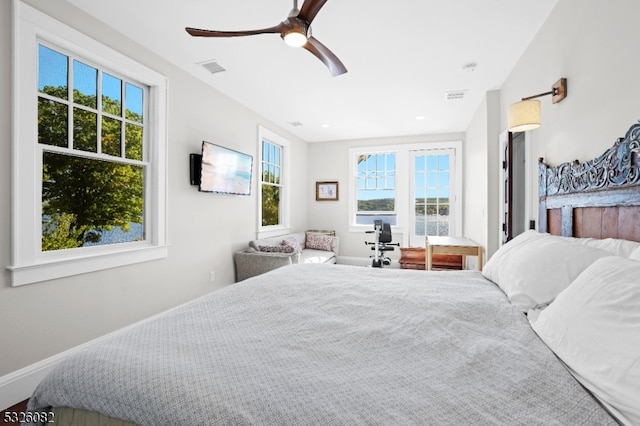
xmin=365 ymin=220 xmax=398 ymax=267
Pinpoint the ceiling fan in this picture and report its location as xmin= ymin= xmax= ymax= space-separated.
xmin=185 ymin=0 xmax=347 ymax=77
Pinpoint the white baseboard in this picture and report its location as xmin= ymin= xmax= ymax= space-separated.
xmin=0 ymin=294 xmax=206 ymax=410
xmin=0 ymin=344 xmax=83 ymax=410
xmin=336 ymin=256 xmax=401 ymax=268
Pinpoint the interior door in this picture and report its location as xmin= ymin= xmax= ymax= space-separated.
xmin=501 ymin=131 xmax=528 ymax=244
xmin=503 ymin=132 xmax=514 ymax=244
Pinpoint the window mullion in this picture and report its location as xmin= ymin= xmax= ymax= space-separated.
xmin=67 ymin=54 xmax=73 ymax=150
xmin=97 ymin=68 xmax=103 ymax=154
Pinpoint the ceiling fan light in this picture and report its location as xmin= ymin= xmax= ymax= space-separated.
xmin=284 ymin=31 xmax=308 ymax=47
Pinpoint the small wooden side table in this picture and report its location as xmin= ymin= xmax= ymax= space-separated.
xmin=426 ymin=236 xmax=483 ymax=271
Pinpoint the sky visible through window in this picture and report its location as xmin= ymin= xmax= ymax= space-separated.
xmin=38 ymin=44 xmax=143 ymax=119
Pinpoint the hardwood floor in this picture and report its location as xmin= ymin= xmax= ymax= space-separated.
xmin=1 ymin=400 xmax=29 ymax=425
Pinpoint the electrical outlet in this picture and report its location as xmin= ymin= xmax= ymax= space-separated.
xmin=209 ymin=271 xmax=215 ymax=283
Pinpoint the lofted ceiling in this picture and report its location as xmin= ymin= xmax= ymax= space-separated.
xmin=67 ymin=0 xmax=559 ymax=142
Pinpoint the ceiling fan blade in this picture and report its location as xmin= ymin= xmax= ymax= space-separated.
xmin=186 ymin=23 xmax=285 ymax=38
xmin=303 ymin=36 xmax=347 ymax=77
xmin=298 ymin=0 xmax=329 ymax=24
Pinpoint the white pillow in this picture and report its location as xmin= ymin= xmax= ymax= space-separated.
xmin=629 ymin=246 xmax=640 ymax=261
xmin=482 ymin=230 xmax=610 ymax=311
xmin=529 ymin=256 xmax=640 ymax=426
xmin=577 ymin=237 xmax=640 ymax=258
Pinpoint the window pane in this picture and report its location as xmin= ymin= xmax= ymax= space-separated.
xmin=125 ymin=82 xmax=143 ymax=122
xmin=386 ymin=177 xmax=395 ymax=188
xmin=356 ymin=214 xmax=397 ymax=226
xmin=125 ymin=123 xmax=143 ymax=161
xmin=439 ymin=154 xmax=450 ymax=171
xmin=273 ymin=145 xmax=280 ymax=164
xmin=102 ymin=73 xmax=122 ymax=116
xmin=427 ymin=156 xmax=437 ymax=169
xmin=102 ymin=116 xmax=122 ymax=157
xmin=261 ymin=184 xmax=280 ymax=226
xmin=427 ymin=173 xmax=437 ymax=187
xmin=38 ymin=98 xmax=68 ymax=147
xmin=426 ymin=220 xmax=439 ymax=236
xmin=73 ymin=60 xmax=97 ymax=109
xmin=268 ymin=143 xmax=275 ymax=164
xmin=73 ymin=107 xmax=97 ymax=152
xmin=414 ymin=201 xmax=427 ymax=236
xmin=386 ymin=155 xmax=395 ymax=170
xmin=38 ymin=45 xmax=68 ymax=100
xmin=273 ymin=165 xmax=280 ymax=184
xmin=268 ymin=165 xmax=275 ymax=184
xmin=42 ymin=151 xmax=144 ymax=251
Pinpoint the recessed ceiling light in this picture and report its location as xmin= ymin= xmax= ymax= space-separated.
xmin=415 ymin=116 xmax=425 ymax=120
xmin=321 ymin=124 xmax=330 ymax=128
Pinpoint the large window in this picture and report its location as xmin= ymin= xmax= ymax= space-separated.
xmin=261 ymin=140 xmax=282 ymax=226
xmin=258 ymin=126 xmax=290 ymax=236
xmin=39 ymin=43 xmax=146 ymax=251
xmin=350 ymin=142 xmax=461 ymax=246
xmin=10 ymin=2 xmax=168 ymax=286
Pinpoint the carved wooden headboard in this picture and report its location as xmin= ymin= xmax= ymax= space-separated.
xmin=538 ymin=120 xmax=640 ymax=242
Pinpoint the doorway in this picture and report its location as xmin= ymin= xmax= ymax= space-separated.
xmin=500 ymin=131 xmax=528 ymax=244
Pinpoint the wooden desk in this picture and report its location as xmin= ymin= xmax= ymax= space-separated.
xmin=426 ymin=236 xmax=483 ymax=271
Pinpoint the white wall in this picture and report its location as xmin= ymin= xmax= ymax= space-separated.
xmin=500 ymin=0 xmax=640 ymax=221
xmin=461 ymin=90 xmax=501 ymax=263
xmin=464 ymin=94 xmax=489 ymax=259
xmin=0 ymin=0 xmax=308 ymax=379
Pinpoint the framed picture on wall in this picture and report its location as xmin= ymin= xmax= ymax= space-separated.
xmin=316 ymin=181 xmax=339 ymax=201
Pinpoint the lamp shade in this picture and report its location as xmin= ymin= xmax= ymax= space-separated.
xmin=508 ymin=99 xmax=541 ymax=132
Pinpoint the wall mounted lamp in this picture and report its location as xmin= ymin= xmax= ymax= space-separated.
xmin=508 ymin=78 xmax=567 ymax=132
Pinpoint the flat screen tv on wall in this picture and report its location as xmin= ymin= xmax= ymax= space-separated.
xmin=191 ymin=141 xmax=253 ymax=195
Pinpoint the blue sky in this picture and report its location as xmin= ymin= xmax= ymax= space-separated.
xmin=38 ymin=44 xmax=143 ymax=118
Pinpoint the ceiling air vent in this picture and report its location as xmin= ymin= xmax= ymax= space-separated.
xmin=289 ymin=121 xmax=304 ymax=127
xmin=199 ymin=60 xmax=226 ymax=75
xmin=445 ymin=90 xmax=467 ymax=101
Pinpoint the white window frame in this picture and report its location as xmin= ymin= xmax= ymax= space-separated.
xmin=349 ymin=141 xmax=462 ymax=246
xmin=409 ymin=147 xmax=458 ymax=243
xmin=9 ymin=1 xmax=168 ymax=286
xmin=257 ymin=126 xmax=290 ymax=238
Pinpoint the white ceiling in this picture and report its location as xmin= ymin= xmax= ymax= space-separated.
xmin=67 ymin=0 xmax=558 ymax=142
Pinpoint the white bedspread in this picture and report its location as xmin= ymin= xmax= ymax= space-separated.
xmin=26 ymin=264 xmax=617 ymax=425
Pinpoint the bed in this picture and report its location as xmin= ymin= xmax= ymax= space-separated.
xmin=23 ymin=122 xmax=640 ymax=426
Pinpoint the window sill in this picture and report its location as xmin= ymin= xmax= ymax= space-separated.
xmin=257 ymin=226 xmax=291 ymax=240
xmin=7 ymin=244 xmax=168 ymax=287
